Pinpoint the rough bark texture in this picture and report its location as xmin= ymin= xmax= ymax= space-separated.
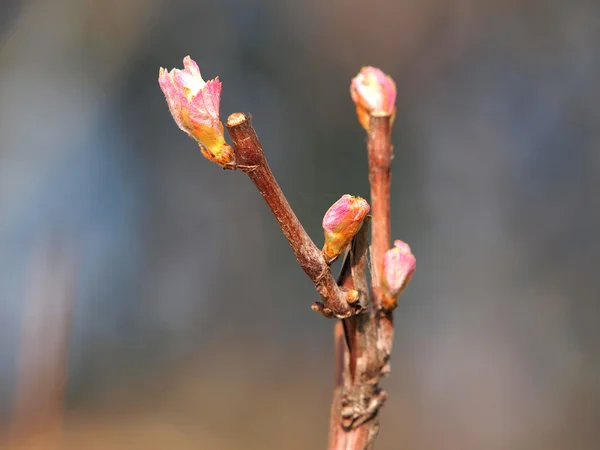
xmin=226 ymin=112 xmax=396 ymax=450
xmin=328 ymin=221 xmax=386 ymax=450
xmin=328 ymin=114 xmax=396 ymax=450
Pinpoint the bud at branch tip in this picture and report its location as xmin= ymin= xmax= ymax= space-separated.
xmin=350 ymin=66 xmax=397 ymax=131
xmin=158 ymin=56 xmax=235 ymax=168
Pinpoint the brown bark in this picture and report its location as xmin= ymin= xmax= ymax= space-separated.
xmin=226 ymin=113 xmax=362 ymax=319
xmin=225 ymin=112 xmax=397 ymax=450
xmin=328 ymin=114 xmax=395 ymax=450
xmin=328 ymin=221 xmax=386 ymax=450
xmin=367 ymin=116 xmax=396 ymax=386
xmin=367 ymin=116 xmax=393 ymax=311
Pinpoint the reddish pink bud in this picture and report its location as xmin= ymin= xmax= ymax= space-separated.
xmin=382 ymin=240 xmax=416 ymax=310
xmin=158 ymin=56 xmax=234 ymax=168
xmin=350 ymin=66 xmax=396 ymax=131
xmin=322 ymin=195 xmax=370 ymax=263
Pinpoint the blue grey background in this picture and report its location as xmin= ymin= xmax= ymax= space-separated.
xmin=1 ymin=0 xmax=598 ymax=448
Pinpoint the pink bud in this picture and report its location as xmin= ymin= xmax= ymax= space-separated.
xmin=158 ymin=56 xmax=234 ymax=168
xmin=382 ymin=240 xmax=416 ymax=310
xmin=322 ymin=195 xmax=370 ymax=263
xmin=350 ymin=66 xmax=396 ymax=131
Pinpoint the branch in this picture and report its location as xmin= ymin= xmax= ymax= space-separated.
xmin=225 ymin=112 xmax=361 ymax=319
xmin=368 ymin=115 xmax=396 ymax=378
xmin=327 ymin=114 xmax=396 ymax=450
xmin=367 ymin=115 xmax=393 ymax=310
xmin=158 ymin=58 xmax=411 ymax=450
xmin=329 ymin=220 xmax=386 ymax=450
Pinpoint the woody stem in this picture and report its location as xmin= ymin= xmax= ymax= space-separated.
xmin=225 ymin=112 xmax=355 ymax=318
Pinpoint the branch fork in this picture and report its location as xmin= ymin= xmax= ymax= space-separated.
xmin=158 ymin=58 xmax=415 ymax=449
xmin=226 ymin=112 xmax=363 ymax=319
xmin=224 ymin=109 xmax=397 ymax=450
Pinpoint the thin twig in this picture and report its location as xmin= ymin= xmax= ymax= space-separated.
xmin=367 ymin=115 xmax=393 ymax=310
xmin=367 ymin=115 xmax=396 ymax=384
xmin=225 ymin=112 xmax=361 ymax=319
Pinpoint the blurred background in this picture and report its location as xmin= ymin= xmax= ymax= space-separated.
xmin=1 ymin=0 xmax=599 ymax=448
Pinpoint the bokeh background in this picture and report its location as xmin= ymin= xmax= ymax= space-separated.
xmin=1 ymin=0 xmax=599 ymax=448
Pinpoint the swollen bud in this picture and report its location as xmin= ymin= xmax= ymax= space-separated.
xmin=350 ymin=66 xmax=396 ymax=131
xmin=158 ymin=56 xmax=235 ymax=168
xmin=382 ymin=240 xmax=416 ymax=310
xmin=322 ymin=195 xmax=370 ymax=263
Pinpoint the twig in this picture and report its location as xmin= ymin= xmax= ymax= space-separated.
xmin=329 ymin=220 xmax=386 ymax=450
xmin=159 ymin=59 xmax=407 ymax=450
xmin=367 ymin=115 xmax=393 ymax=309
xmin=225 ymin=112 xmax=361 ymax=319
xmin=367 ymin=115 xmax=396 ymax=380
xmin=328 ymin=114 xmax=395 ymax=450
xmin=225 ymin=111 xmax=395 ymax=449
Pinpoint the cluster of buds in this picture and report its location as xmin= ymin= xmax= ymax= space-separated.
xmin=350 ymin=66 xmax=396 ymax=131
xmin=158 ymin=57 xmax=414 ymax=314
xmin=158 ymin=56 xmax=235 ymax=168
xmin=321 ymin=194 xmax=370 ymax=264
xmin=381 ymin=240 xmax=416 ymax=310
